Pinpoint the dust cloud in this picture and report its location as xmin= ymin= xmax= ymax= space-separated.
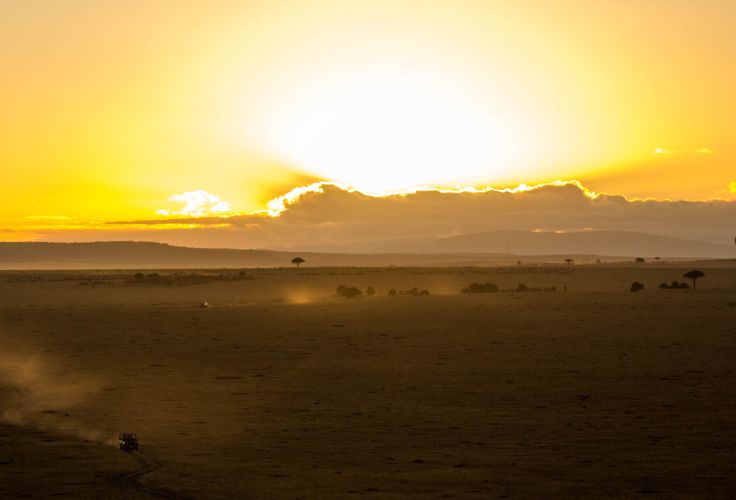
xmin=0 ymin=344 xmax=116 ymax=446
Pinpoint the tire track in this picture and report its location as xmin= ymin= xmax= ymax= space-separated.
xmin=3 ymin=385 xmax=188 ymax=499
xmin=114 ymin=450 xmax=190 ymax=499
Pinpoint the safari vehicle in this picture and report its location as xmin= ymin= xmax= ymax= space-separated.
xmin=119 ymin=432 xmax=139 ymax=451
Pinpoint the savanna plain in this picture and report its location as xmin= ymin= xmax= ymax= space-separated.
xmin=1 ymin=264 xmax=735 ymax=499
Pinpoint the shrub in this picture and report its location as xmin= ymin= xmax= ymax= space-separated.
xmin=366 ymin=286 xmax=376 ymax=296
xmin=397 ymin=287 xmax=430 ymax=296
xmin=386 ymin=287 xmax=431 ymax=296
xmin=661 ymin=281 xmax=690 ymax=290
xmin=461 ymin=282 xmax=499 ymax=294
xmin=516 ymin=283 xmax=528 ymax=292
xmin=630 ymin=281 xmax=644 ymax=292
xmin=336 ymin=285 xmax=362 ymax=298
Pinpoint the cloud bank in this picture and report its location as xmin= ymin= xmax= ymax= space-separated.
xmin=94 ymin=181 xmax=736 ymax=249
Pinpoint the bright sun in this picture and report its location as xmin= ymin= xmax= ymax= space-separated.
xmin=259 ymin=64 xmax=522 ymax=192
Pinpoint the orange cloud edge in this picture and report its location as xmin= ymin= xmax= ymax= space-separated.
xmin=264 ymin=180 xmax=602 ymax=217
xmin=101 ymin=179 xmax=602 ymax=228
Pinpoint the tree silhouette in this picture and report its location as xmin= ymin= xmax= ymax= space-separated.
xmin=291 ymin=257 xmax=305 ymax=268
xmin=635 ymin=257 xmax=645 ymax=266
xmin=683 ymin=270 xmax=704 ymax=291
xmin=565 ymin=258 xmax=574 ymax=268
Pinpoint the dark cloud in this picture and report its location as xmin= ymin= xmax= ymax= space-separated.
xmin=83 ymin=182 xmax=736 ymax=248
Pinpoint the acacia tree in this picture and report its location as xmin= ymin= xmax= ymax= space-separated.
xmin=683 ymin=270 xmax=705 ymax=291
xmin=635 ymin=257 xmax=645 ymax=266
xmin=565 ymin=258 xmax=574 ymax=268
xmin=291 ymin=257 xmax=305 ymax=268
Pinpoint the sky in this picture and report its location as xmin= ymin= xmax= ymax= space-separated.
xmin=1 ymin=0 xmax=735 ymax=246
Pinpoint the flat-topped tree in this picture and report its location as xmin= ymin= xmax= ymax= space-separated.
xmin=565 ymin=258 xmax=574 ymax=268
xmin=291 ymin=257 xmax=305 ymax=268
xmin=683 ymin=270 xmax=705 ymax=291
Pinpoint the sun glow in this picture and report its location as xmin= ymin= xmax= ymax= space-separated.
xmin=257 ymin=64 xmax=522 ymax=192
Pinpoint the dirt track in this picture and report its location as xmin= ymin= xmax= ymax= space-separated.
xmin=114 ymin=451 xmax=188 ymax=500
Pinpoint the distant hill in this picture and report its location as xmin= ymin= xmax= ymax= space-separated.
xmin=0 ymin=231 xmax=732 ymax=269
xmin=0 ymin=242 xmax=282 ymax=267
xmin=285 ymin=230 xmax=735 ymax=259
xmin=0 ymin=241 xmax=514 ymax=269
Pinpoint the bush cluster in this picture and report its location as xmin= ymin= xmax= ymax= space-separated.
xmin=515 ymin=283 xmax=557 ymax=292
xmin=78 ymin=280 xmax=115 ymax=287
xmin=659 ymin=281 xmax=690 ymax=290
xmin=385 ymin=287 xmax=429 ymax=296
xmin=461 ymin=282 xmax=556 ymax=293
xmin=630 ymin=281 xmax=645 ymax=292
xmin=461 ymin=282 xmax=499 ymax=293
xmin=336 ymin=285 xmax=362 ymax=298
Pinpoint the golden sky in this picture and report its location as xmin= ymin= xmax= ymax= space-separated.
xmin=2 ymin=0 xmax=735 ymax=241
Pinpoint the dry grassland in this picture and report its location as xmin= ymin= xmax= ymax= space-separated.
xmin=1 ymin=265 xmax=735 ymax=498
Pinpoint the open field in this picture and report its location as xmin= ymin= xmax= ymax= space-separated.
xmin=1 ymin=265 xmax=735 ymax=498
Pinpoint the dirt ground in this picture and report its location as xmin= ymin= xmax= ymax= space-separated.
xmin=1 ymin=265 xmax=735 ymax=498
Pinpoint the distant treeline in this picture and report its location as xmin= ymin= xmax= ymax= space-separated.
xmin=461 ymin=282 xmax=557 ymax=293
xmin=124 ymin=272 xmax=255 ymax=286
xmin=75 ymin=271 xmax=256 ymax=287
xmin=336 ymin=285 xmax=430 ymax=298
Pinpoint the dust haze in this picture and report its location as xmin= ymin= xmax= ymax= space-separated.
xmin=0 ymin=337 xmax=116 ymax=446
